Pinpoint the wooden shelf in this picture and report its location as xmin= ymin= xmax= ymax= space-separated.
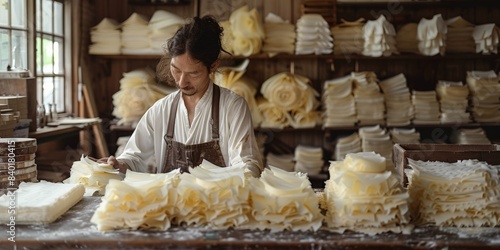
xmin=336 ymin=0 xmax=500 ymax=7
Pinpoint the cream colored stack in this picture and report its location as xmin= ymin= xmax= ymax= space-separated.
xmin=0 ymin=96 xmax=26 ymax=137
xmin=379 ymin=73 xmax=414 ymax=126
xmin=331 ymin=18 xmax=364 ymax=55
xmin=406 ymin=158 xmax=500 ymax=227
xmin=247 ymin=166 xmax=323 ymax=232
xmin=294 ymin=145 xmax=323 ymax=175
xmin=215 ymin=60 xmax=263 ymax=128
xmin=295 ymin=14 xmax=333 ymax=55
xmin=396 ymin=23 xmax=419 ymax=54
xmin=262 ymin=13 xmax=296 ymax=55
xmin=390 ymin=128 xmax=420 ymax=144
xmin=0 ymin=138 xmax=37 ymax=189
xmin=411 ymin=90 xmax=441 ymax=124
xmin=325 ymin=152 xmax=411 ymax=234
xmin=89 ymin=18 xmax=121 ymax=55
xmin=148 ymin=10 xmax=185 ymax=54
xmin=417 ymin=14 xmax=447 ymax=56
xmin=436 ymin=80 xmax=471 ymax=124
xmin=359 ymin=125 xmax=393 ymax=167
xmin=112 ymin=68 xmax=175 ymax=127
xmin=334 ymin=132 xmax=362 ymax=160
xmin=451 ymin=128 xmax=491 ymax=144
xmin=322 ymin=75 xmax=357 ymax=127
xmin=121 ymin=13 xmax=152 ymax=55
xmin=259 ymin=72 xmax=320 ymax=129
xmin=362 ymin=15 xmax=398 ymax=57
xmin=68 ymin=155 xmax=122 ymax=196
xmin=473 ymin=23 xmax=500 ymax=54
xmin=446 ymin=16 xmax=475 ymax=53
xmin=352 ymin=72 xmax=385 ymax=125
xmin=466 ymin=70 xmax=500 ymax=122
xmin=266 ymin=153 xmax=295 ymax=172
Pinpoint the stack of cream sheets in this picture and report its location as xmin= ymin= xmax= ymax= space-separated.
xmin=215 ymin=60 xmax=263 ymax=128
xmin=352 ymin=72 xmax=385 ymax=125
xmin=379 ymin=73 xmax=414 ymax=126
xmin=325 ymin=152 xmax=411 ymax=234
xmin=390 ymin=128 xmax=420 ymax=144
xmin=294 ymin=145 xmax=324 ymax=175
xmin=148 ymin=10 xmax=184 ymax=54
xmin=247 ymin=166 xmax=324 ymax=232
xmin=396 ymin=23 xmax=419 ymax=54
xmin=89 ymin=18 xmax=121 ymax=55
xmin=411 ymin=90 xmax=441 ymax=124
xmin=466 ymin=70 xmax=500 ymax=122
xmin=227 ymin=5 xmax=264 ymax=57
xmin=334 ymin=132 xmax=362 ymax=160
xmin=331 ymin=18 xmax=364 ymax=55
xmin=436 ymin=80 xmax=471 ymax=124
xmin=362 ymin=15 xmax=398 ymax=57
xmin=451 ymin=128 xmax=491 ymax=144
xmin=359 ymin=125 xmax=393 ymax=167
xmin=473 ymin=23 xmax=500 ymax=55
xmin=406 ymin=158 xmax=500 ymax=227
xmin=121 ymin=13 xmax=152 ymax=54
xmin=417 ymin=14 xmax=447 ymax=56
xmin=322 ymin=75 xmax=357 ymax=127
xmin=68 ymin=155 xmax=122 ymax=196
xmin=446 ymin=16 xmax=475 ymax=53
xmin=266 ymin=153 xmax=295 ymax=172
xmin=259 ymin=72 xmax=320 ymax=129
xmin=91 ymin=170 xmax=180 ymax=231
xmin=262 ymin=13 xmax=296 ymax=55
xmin=295 ymin=14 xmax=333 ymax=55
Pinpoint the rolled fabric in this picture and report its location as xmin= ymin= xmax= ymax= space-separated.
xmin=229 ymin=5 xmax=265 ymax=39
xmin=257 ymin=98 xmax=291 ymax=129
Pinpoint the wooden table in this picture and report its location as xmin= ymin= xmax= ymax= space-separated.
xmin=2 ymin=197 xmax=500 ymax=249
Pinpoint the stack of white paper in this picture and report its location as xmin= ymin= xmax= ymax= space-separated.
xmin=446 ymin=16 xmax=475 ymax=53
xmin=417 ymin=14 xmax=447 ymax=56
xmin=359 ymin=125 xmax=393 ymax=166
xmin=390 ymin=128 xmax=420 ymax=144
xmin=121 ymin=13 xmax=152 ymax=54
xmin=262 ymin=13 xmax=296 ymax=55
xmin=295 ymin=14 xmax=333 ymax=55
xmin=294 ymin=145 xmax=324 ymax=175
xmin=452 ymin=128 xmax=491 ymax=144
xmin=266 ymin=153 xmax=295 ymax=172
xmin=334 ymin=132 xmax=362 ymax=160
xmin=436 ymin=80 xmax=471 ymax=124
xmin=322 ymin=75 xmax=357 ymax=127
xmin=148 ymin=10 xmax=185 ymax=54
xmin=412 ymin=90 xmax=441 ymax=124
xmin=362 ymin=15 xmax=398 ymax=57
xmin=466 ymin=70 xmax=500 ymax=122
xmin=331 ymin=18 xmax=364 ymax=55
xmin=89 ymin=18 xmax=121 ymax=55
xmin=380 ymin=73 xmax=414 ymax=126
xmin=352 ymin=72 xmax=385 ymax=125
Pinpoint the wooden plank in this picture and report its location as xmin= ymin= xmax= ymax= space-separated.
xmin=81 ymin=83 xmax=109 ymax=158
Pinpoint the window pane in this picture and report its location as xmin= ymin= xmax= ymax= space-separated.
xmin=11 ymin=30 xmax=27 ymax=69
xmin=54 ymin=76 xmax=64 ymax=112
xmin=54 ymin=1 xmax=63 ymax=35
xmin=36 ymin=0 xmax=41 ymax=30
xmin=0 ymin=29 xmax=10 ymax=71
xmin=36 ymin=35 xmax=42 ymax=74
xmin=42 ymin=0 xmax=52 ymax=33
xmin=54 ymin=36 xmax=63 ymax=74
xmin=42 ymin=76 xmax=55 ymax=106
xmin=0 ymin=0 xmax=8 ymax=26
xmin=11 ymin=0 xmax=26 ymax=28
xmin=41 ymin=34 xmax=53 ymax=74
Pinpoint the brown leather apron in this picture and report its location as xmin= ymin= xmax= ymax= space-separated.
xmin=162 ymin=84 xmax=226 ymax=173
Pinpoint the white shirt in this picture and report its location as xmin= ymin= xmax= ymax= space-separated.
xmin=117 ymin=83 xmax=263 ymax=176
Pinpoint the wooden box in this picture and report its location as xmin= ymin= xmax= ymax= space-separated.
xmin=0 ymin=78 xmax=37 ymax=132
xmin=393 ymin=143 xmax=500 ymax=186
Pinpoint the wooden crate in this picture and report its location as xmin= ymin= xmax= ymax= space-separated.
xmin=393 ymin=143 xmax=500 ymax=186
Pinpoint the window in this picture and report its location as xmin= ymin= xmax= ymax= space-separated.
xmin=0 ymin=0 xmax=71 ymax=113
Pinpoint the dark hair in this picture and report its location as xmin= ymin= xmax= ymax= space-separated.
xmin=165 ymin=15 xmax=229 ymax=71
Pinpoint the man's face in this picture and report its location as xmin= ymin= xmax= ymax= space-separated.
xmin=170 ymin=53 xmax=210 ymax=97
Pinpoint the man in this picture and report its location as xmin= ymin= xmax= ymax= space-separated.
xmin=105 ymin=15 xmax=263 ymax=177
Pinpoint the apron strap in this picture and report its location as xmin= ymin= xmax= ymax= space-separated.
xmin=166 ymin=91 xmax=181 ymax=139
xmin=211 ymin=84 xmax=221 ymax=140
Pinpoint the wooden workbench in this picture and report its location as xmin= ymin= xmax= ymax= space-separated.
xmin=2 ymin=197 xmax=500 ymax=249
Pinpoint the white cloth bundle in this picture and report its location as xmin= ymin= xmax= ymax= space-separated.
xmin=379 ymin=73 xmax=414 ymax=126
xmin=466 ymin=70 xmax=500 ymax=122
xmin=262 ymin=13 xmax=296 ymax=55
xmin=324 ymin=152 xmax=411 ymax=234
xmin=362 ymin=15 xmax=398 ymax=57
xmin=247 ymin=166 xmax=324 ymax=232
xmin=112 ymin=68 xmax=175 ymax=127
xmin=89 ymin=18 xmax=121 ymax=55
xmin=295 ymin=14 xmax=333 ymax=55
xmin=228 ymin=5 xmax=264 ymax=56
xmin=417 ymin=14 xmax=447 ymax=56
xmin=473 ymin=23 xmax=500 ymax=54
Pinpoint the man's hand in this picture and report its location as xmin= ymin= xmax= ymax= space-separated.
xmin=93 ymin=155 xmax=128 ymax=173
